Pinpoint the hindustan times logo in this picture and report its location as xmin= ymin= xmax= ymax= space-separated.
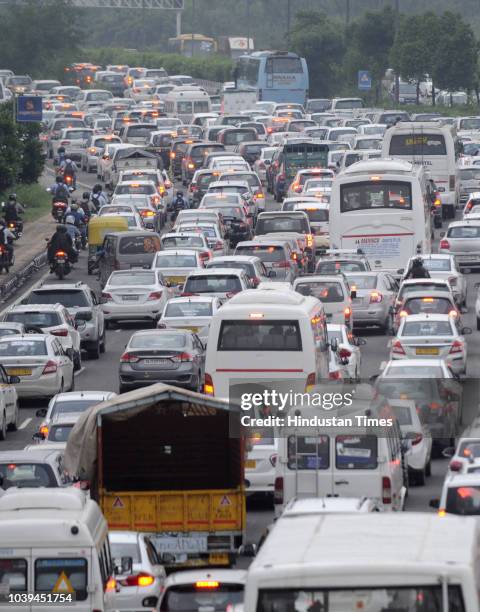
xmin=240 ymin=390 xmax=353 ymax=412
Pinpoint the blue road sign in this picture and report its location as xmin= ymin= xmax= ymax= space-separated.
xmin=16 ymin=96 xmax=42 ymax=122
xmin=358 ymin=70 xmax=372 ymax=91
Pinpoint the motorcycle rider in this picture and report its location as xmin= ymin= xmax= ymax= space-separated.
xmin=64 ymin=214 xmax=82 ymax=248
xmin=56 ymin=144 xmax=66 ymax=168
xmin=404 ymin=257 xmax=431 ymax=279
xmin=91 ymin=183 xmax=108 ymax=210
xmin=50 ymin=176 xmax=70 ymax=203
xmin=171 ymin=190 xmax=187 ymax=221
xmin=60 ymin=158 xmax=78 ymax=189
xmin=80 ymin=191 xmax=96 ymax=218
xmin=0 ymin=219 xmax=15 ymax=265
xmin=4 ymin=194 xmax=25 ymax=235
xmin=47 ymin=224 xmax=76 ymax=270
xmin=65 ymin=201 xmax=87 ymax=247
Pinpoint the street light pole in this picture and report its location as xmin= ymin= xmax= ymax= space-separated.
xmin=286 ymin=0 xmax=291 ymax=47
xmin=246 ymin=0 xmax=251 ymax=50
xmin=394 ymin=0 xmax=400 ymax=103
xmin=191 ymin=0 xmax=195 ymax=57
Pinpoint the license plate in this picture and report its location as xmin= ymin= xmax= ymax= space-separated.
xmin=155 ymin=536 xmax=208 ymax=553
xmin=245 ymin=460 xmax=256 ymax=469
xmin=166 ymin=276 xmax=186 ymax=285
xmin=142 ymin=358 xmax=171 ymax=366
xmin=416 ymin=347 xmax=439 ymax=355
xmin=7 ymin=368 xmax=31 ymax=376
xmin=122 ymin=295 xmax=139 ymax=301
xmin=208 ymin=553 xmax=229 ymax=565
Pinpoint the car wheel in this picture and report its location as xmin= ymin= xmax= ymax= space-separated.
xmin=0 ymin=412 xmax=6 ymax=441
xmin=7 ymin=402 xmax=19 ymax=432
xmin=100 ymin=330 xmax=106 ymax=354
xmin=425 ymin=460 xmax=431 ymax=477
xmin=88 ymin=340 xmax=100 ymax=360
xmin=73 ymin=351 xmax=82 ymax=371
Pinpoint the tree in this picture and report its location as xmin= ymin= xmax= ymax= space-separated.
xmin=290 ymin=10 xmax=345 ymax=97
xmin=431 ymin=12 xmax=477 ymax=104
xmin=343 ymin=6 xmax=396 ymax=102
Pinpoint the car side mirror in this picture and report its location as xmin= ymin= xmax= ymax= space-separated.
xmin=35 ymin=408 xmax=47 ymax=418
xmin=8 ymin=375 xmax=20 ymax=384
xmin=355 ymin=337 xmax=367 ymax=346
xmin=268 ymin=269 xmax=276 ymax=278
xmin=442 ymin=447 xmax=455 ymax=458
xmin=369 ymin=374 xmax=379 ymax=382
xmin=177 ymin=284 xmax=184 ymax=293
xmin=429 ymin=498 xmax=440 ymax=509
xmin=330 ymin=337 xmax=338 ymax=352
xmin=114 ymin=556 xmax=133 ymax=575
xmin=462 ymin=327 xmax=472 ymax=335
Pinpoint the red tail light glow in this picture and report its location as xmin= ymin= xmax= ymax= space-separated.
xmin=120 ymin=352 xmax=139 ymax=363
xmin=42 ymin=360 xmax=58 ymax=375
xmin=204 ymin=373 xmax=214 ymax=395
xmin=382 ymin=476 xmax=392 ymax=504
xmin=391 ymin=340 xmax=405 ymax=355
xmin=274 ymin=477 xmax=284 ymax=504
xmin=440 ymin=239 xmax=450 ymax=249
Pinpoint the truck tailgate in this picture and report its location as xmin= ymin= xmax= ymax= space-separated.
xmin=102 ymin=488 xmax=244 ymax=532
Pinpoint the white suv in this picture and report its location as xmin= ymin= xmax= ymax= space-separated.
xmin=3 ymin=304 xmax=82 ymax=370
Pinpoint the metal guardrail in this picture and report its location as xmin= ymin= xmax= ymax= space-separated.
xmin=0 ymin=252 xmax=48 ymax=301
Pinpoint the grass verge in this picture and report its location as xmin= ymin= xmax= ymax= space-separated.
xmin=0 ymin=183 xmax=51 ymax=223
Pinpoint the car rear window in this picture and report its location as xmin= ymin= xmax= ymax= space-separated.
xmin=162 ymin=235 xmax=204 ymax=248
xmin=116 ymin=184 xmax=154 ymax=195
xmin=110 ymin=542 xmax=141 ymax=564
xmin=345 ymin=275 xmax=376 ymax=290
xmin=35 ymin=558 xmax=87 ymax=600
xmin=335 ymin=435 xmax=378 ymax=470
xmin=184 ymin=275 xmax=241 ymax=294
xmin=391 ymin=405 xmax=413 ymax=426
xmin=299 ymin=208 xmax=329 ymax=222
xmin=191 ymin=145 xmax=223 ymax=159
xmin=160 ymin=584 xmax=244 ymax=612
xmin=236 ymin=245 xmax=285 ymax=263
xmin=109 ymin=272 xmax=156 ymax=286
xmin=218 ymin=320 xmax=302 ymax=351
xmin=295 ymin=281 xmax=344 ymax=302
xmin=401 ymin=320 xmax=454 ymax=336
xmin=255 ymin=216 xmax=309 ymax=235
xmin=129 ymin=333 xmax=186 ymax=349
xmin=27 ymin=290 xmax=88 ymax=308
xmin=448 ymin=225 xmax=480 ymax=238
xmin=208 ymin=261 xmax=252 ymax=276
xmin=287 ymin=435 xmax=330 ymax=469
xmin=404 ymin=297 xmax=453 ymax=315
xmin=48 ymin=424 xmax=74 ymax=442
xmin=127 ymin=125 xmax=156 ymax=138
xmin=165 ymin=302 xmax=212 ymax=317
xmin=316 ymin=260 xmax=367 ymax=273
xmin=5 ymin=311 xmax=61 ymax=327
xmin=0 ymin=339 xmax=47 ymax=356
xmin=154 ymin=253 xmax=197 ymax=268
xmin=446 ymin=486 xmax=480 ymax=515
xmin=118 ymin=235 xmax=160 ymax=255
xmin=0 ymin=463 xmax=56 ymax=488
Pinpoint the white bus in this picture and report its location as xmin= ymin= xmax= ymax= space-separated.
xmin=163 ymin=86 xmax=211 ymax=123
xmin=329 ymin=158 xmax=432 ymax=273
xmin=382 ymin=121 xmax=460 ymax=218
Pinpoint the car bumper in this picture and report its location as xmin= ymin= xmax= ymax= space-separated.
xmin=351 ymin=305 xmax=388 ymax=326
xmin=14 ymin=373 xmax=62 ymax=398
xmin=245 ymin=469 xmax=275 ymax=494
xmin=102 ymin=301 xmax=163 ymax=321
xmin=79 ymin=322 xmax=99 ymax=345
xmin=119 ymin=369 xmax=197 ymax=389
xmin=391 ymin=352 xmax=466 ymax=373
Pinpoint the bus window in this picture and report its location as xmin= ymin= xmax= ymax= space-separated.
xmin=340 ymin=181 xmax=412 ymax=212
xmin=389 ymin=134 xmax=447 ymax=156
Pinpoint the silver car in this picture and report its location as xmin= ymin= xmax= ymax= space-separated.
xmin=344 ymin=271 xmax=398 ymax=332
xmin=439 ymin=220 xmax=480 ymax=270
xmin=158 ymin=296 xmax=221 ymax=344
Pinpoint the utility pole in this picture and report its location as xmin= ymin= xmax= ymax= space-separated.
xmin=345 ymin=0 xmax=350 ymax=25
xmin=191 ymin=0 xmax=195 ymax=57
xmin=394 ymin=0 xmax=400 ymax=103
xmin=141 ymin=0 xmax=146 ymax=50
xmin=246 ymin=0 xmax=251 ymax=51
xmin=286 ymin=0 xmax=291 ymax=47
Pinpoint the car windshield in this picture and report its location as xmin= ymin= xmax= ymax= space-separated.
xmin=404 ymin=297 xmax=453 ymax=315
xmin=53 ymin=399 xmax=101 ymax=415
xmin=296 ymin=281 xmax=344 ymax=302
xmin=129 ymin=333 xmax=186 ymax=349
xmin=160 ymin=584 xmax=244 ymax=612
xmin=446 ymin=486 xmax=480 ymax=515
xmin=162 ymin=236 xmax=204 ymax=248
xmin=346 ymin=275 xmax=377 ymax=289
xmin=401 ymin=321 xmax=454 ymax=336
xmin=48 ymin=424 xmax=74 ymax=442
xmin=5 ymin=311 xmax=61 ymax=327
xmin=317 ymin=260 xmax=367 ymax=273
xmin=27 ymin=290 xmax=88 ymax=308
xmin=154 ymin=254 xmax=197 ymax=268
xmin=109 ymin=272 xmax=156 ymax=286
xmin=218 ymin=320 xmax=301 ymax=351
xmin=0 ymin=463 xmax=56 ymax=488
xmin=184 ymin=275 xmax=241 ymax=294
xmin=458 ymin=441 xmax=480 ymax=458
xmin=165 ymin=302 xmax=213 ymax=317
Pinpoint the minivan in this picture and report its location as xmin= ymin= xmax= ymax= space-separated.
xmin=98 ymin=231 xmax=161 ymax=287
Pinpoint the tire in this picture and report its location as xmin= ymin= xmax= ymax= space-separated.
xmin=7 ymin=403 xmax=18 ymax=432
xmin=415 ymin=468 xmax=426 ymax=487
xmin=56 ymin=267 xmax=64 ymax=280
xmin=88 ymin=340 xmax=100 ymax=360
xmin=73 ymin=351 xmax=82 ymax=371
xmin=425 ymin=460 xmax=431 ymax=477
xmin=100 ymin=330 xmax=106 ymax=354
xmin=0 ymin=412 xmax=6 ymax=441
xmin=69 ymin=371 xmax=75 ymax=391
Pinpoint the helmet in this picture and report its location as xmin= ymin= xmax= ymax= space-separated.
xmin=56 ymin=224 xmax=64 ymax=232
xmin=413 ymin=257 xmax=423 ymax=266
xmin=65 ymin=215 xmax=75 ymax=225
xmin=93 ymin=184 xmax=102 ymax=193
xmin=177 ymin=191 xmax=184 ymax=197
xmin=59 ymin=224 xmax=68 ymax=233
xmin=8 ymin=194 xmax=16 ymax=201
xmin=82 ymin=192 xmax=90 ymax=200
xmin=55 ymin=175 xmax=63 ymax=184
xmin=70 ymin=202 xmax=78 ymax=211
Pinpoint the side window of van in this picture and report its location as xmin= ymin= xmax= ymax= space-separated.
xmin=98 ymin=539 xmax=113 ymax=587
xmin=0 ymin=559 xmax=27 ymax=592
xmin=336 ymin=435 xmax=378 ymax=470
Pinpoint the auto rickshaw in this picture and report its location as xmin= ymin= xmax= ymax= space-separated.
xmin=87 ymin=215 xmax=128 ymax=274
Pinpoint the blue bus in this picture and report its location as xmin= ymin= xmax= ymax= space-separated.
xmin=235 ymin=51 xmax=309 ymax=106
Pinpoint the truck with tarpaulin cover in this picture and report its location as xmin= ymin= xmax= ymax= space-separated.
xmin=64 ymin=384 xmax=246 ymax=569
xmin=273 ymin=140 xmax=330 ymax=201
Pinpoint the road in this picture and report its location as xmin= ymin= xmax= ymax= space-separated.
xmin=4 ymin=162 xmax=480 ymax=555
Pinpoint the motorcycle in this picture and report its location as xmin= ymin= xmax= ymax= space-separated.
xmin=52 ymin=201 xmax=67 ymax=222
xmin=63 ymin=174 xmax=75 ymax=192
xmin=7 ymin=220 xmax=21 ymax=239
xmin=0 ymin=241 xmax=13 ymax=274
xmin=52 ymin=249 xmax=70 ymax=280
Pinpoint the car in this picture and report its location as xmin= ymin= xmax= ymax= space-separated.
xmin=158 ymin=296 xmax=222 ymax=344
xmin=175 ymin=222 xmax=228 ymax=256
xmin=101 ymin=269 xmax=173 ymax=327
xmin=217 ymin=171 xmax=265 ymax=211
xmin=22 ymin=282 xmax=106 ymax=360
xmin=291 ymin=201 xmax=330 ymax=252
xmin=389 ymin=399 xmax=432 ymax=486
xmin=80 ymin=133 xmax=122 ymax=173
xmin=101 ymin=211 xmax=145 ymax=231
xmin=287 ymin=167 xmax=335 ymax=198
xmin=253 ymin=146 xmax=277 ymax=186
xmin=119 ymin=329 xmax=205 ymax=393
xmin=315 ymin=249 xmax=371 ymax=274
xmin=400 ymin=254 xmax=467 ymax=307
xmin=188 ymin=169 xmax=222 ymax=207
xmin=182 ymin=268 xmax=251 ymax=301
xmin=430 ymin=472 xmax=480 ymax=516
xmin=33 ymin=411 xmax=83 ymax=449
xmin=34 ymin=390 xmax=117 ymax=439
xmin=0 ymin=449 xmax=69 ymax=489
xmin=344 ymin=271 xmax=398 ymax=332
xmin=439 ymin=219 xmax=480 ymax=270
xmin=0 ymin=334 xmax=74 ymax=399
xmin=199 ymin=192 xmax=245 ymax=210
xmin=444 ymin=421 xmax=480 ymax=474
xmin=235 ymin=239 xmax=296 ymax=282
xmin=151 ymin=250 xmax=204 ymax=289
xmin=53 ymin=127 xmax=93 ymax=163
xmin=393 ymin=290 xmax=461 ymax=333
xmin=109 ymin=531 xmax=166 ymax=612
xmin=96 ymin=142 xmax=132 ymax=182
xmin=207 ymin=180 xmax=257 ymax=217
xmin=395 ymin=278 xmax=456 ymax=319
xmin=0 ymin=364 xmax=18 ymax=440
xmin=157 ymin=569 xmax=247 ymax=611
xmin=2 ymin=304 xmax=82 ymax=371
xmin=390 ymin=314 xmax=470 ymax=374
xmin=293 ymin=274 xmax=353 ymax=328
xmin=206 ymin=255 xmax=273 ymax=287
xmin=0 ymin=323 xmax=26 ymax=337
xmin=160 ymin=232 xmax=212 ymax=262
xmin=113 ymin=180 xmax=163 ymax=209
xmin=327 ymin=323 xmax=364 ymax=381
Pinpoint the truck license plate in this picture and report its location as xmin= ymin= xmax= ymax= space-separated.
xmin=154 ymin=536 xmax=208 ymax=553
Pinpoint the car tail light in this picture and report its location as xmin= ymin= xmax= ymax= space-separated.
xmin=449 ymin=175 xmax=455 ymax=190
xmin=440 ymin=239 xmax=450 ymax=249
xmin=172 ymin=352 xmax=193 ymax=362
xmin=170 ymin=152 xmax=176 ymax=159
xmin=391 ymin=340 xmax=405 ymax=355
xmin=105 ymin=578 xmax=117 ymax=592
xmin=42 ymin=360 xmax=58 ymax=375
xmin=370 ymin=291 xmax=383 ymax=303
xmin=338 ymin=348 xmax=351 ymax=359
xmin=147 ymin=291 xmax=163 ymax=301
xmin=344 ymin=306 xmax=351 ymax=319
xmin=214 ymin=240 xmax=224 ymax=250
xmin=60 ymin=140 xmax=70 ymax=146
xmin=450 ymin=460 xmax=463 ymax=472
xmin=382 ymin=476 xmax=392 ymax=505
xmin=411 ymin=432 xmax=423 ymax=446
xmin=101 ymin=292 xmax=112 ymax=302
xmin=119 ymin=573 xmax=154 ymax=587
xmin=449 ymin=340 xmax=463 ymax=354
xmin=250 ymin=276 xmax=260 ymax=287
xmin=164 ymin=180 xmax=172 ymax=188
xmin=196 ymin=581 xmax=219 ymax=589
xmin=291 ymin=182 xmax=302 ymax=193
xmin=448 ymin=276 xmax=457 ymax=287
xmin=199 ymin=251 xmax=210 ymax=262
xmin=120 ymin=352 xmax=139 ymax=363
xmin=274 ymin=477 xmax=283 ymax=504
xmin=306 ymin=234 xmax=314 ymax=248
xmin=204 ymin=373 xmax=214 ymax=395
xmin=50 ymin=328 xmax=68 ymax=337
xmin=399 ymin=310 xmax=408 ymax=318
xmin=269 ymin=454 xmax=277 ymax=467
xmin=305 ymin=372 xmax=315 ymax=391
xmin=188 ymin=162 xmax=195 ymax=170
xmin=448 ymin=309 xmax=458 ymax=318
xmin=329 ymin=370 xmax=342 ymax=380
xmin=190 ymin=184 xmax=198 ymax=192
xmin=89 ymin=147 xmax=97 ymax=154
xmin=151 ymin=195 xmax=160 ymax=205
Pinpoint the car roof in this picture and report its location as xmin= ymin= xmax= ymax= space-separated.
xmin=283 ymin=497 xmax=376 ymax=515
xmin=401 ymin=278 xmax=449 ymax=285
xmin=209 ymin=255 xmax=258 ymax=263
xmin=167 ymin=296 xmax=217 ymax=304
xmin=34 ymin=283 xmax=88 ymax=291
xmin=448 ymin=219 xmax=480 ymax=227
xmin=155 ymin=249 xmax=199 ymax=256
xmin=52 ymin=391 xmax=115 ymax=401
xmin=0 ymin=334 xmax=47 ymax=342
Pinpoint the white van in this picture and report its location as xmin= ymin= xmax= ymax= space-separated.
xmin=0 ymin=488 xmax=115 ymax=611
xmin=205 ymin=289 xmax=329 ymax=400
xmin=244 ymin=513 xmax=480 ymax=612
xmin=164 ymin=86 xmax=211 ymax=123
xmin=273 ymin=385 xmax=406 ymax=516
xmin=293 ymin=274 xmax=353 ymax=328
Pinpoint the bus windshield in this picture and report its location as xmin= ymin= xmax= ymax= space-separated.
xmin=340 ymin=181 xmax=413 ymax=212
xmin=389 ymin=133 xmax=447 ymax=156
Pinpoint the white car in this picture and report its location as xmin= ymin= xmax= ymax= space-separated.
xmin=151 ymin=249 xmax=204 ymax=289
xmin=0 ymin=334 xmax=74 ymax=399
xmin=53 ymin=127 xmax=93 ymax=163
xmin=182 ymin=268 xmax=251 ymax=300
xmin=390 ymin=314 xmax=470 ymax=374
xmin=109 ymin=531 xmax=166 ymax=612
xmin=245 ymin=429 xmax=278 ymax=501
xmin=175 ymin=222 xmax=228 ymax=256
xmin=3 ymin=304 xmax=82 ymax=371
xmin=81 ymin=133 xmax=122 ymax=173
xmin=379 ymin=357 xmax=459 ymax=380
xmin=327 ymin=323 xmax=364 ymax=381
xmin=389 ymin=399 xmax=432 ymax=486
xmin=158 ymin=570 xmax=246 ymax=611
xmin=101 ymin=269 xmax=174 ymax=326
xmin=431 ymin=472 xmax=480 ymax=516
xmin=158 ymin=296 xmax=221 ymax=345
xmin=0 ymin=364 xmax=18 ymax=440
xmin=34 ymin=411 xmax=83 ymax=449
xmin=101 ymin=211 xmax=145 ymax=231
xmin=253 ymin=146 xmax=277 ymax=185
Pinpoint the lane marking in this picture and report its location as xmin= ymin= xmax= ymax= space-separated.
xmin=18 ymin=418 xmax=32 ymax=430
xmin=74 ymin=367 xmax=85 ymax=377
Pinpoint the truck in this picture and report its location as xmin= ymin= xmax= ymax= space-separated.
xmin=64 ymin=384 xmax=246 ymax=569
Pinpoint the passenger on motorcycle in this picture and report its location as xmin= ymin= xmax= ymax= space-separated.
xmin=80 ymin=192 xmax=96 ymax=218
xmin=65 ymin=214 xmax=82 ymax=245
xmin=4 ymin=194 xmax=25 ymax=235
xmin=50 ymin=176 xmax=70 ymax=203
xmin=0 ymin=219 xmax=15 ymax=264
xmin=91 ymin=183 xmax=108 ymax=210
xmin=65 ymin=202 xmax=87 ymax=247
xmin=61 ymin=158 xmax=78 ymax=189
